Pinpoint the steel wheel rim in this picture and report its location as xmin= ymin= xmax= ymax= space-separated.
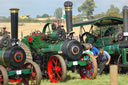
xmin=79 ymin=54 xmax=94 ymax=79
xmin=48 ymin=55 xmax=63 ymax=83
xmin=0 ymin=66 xmax=8 ymax=85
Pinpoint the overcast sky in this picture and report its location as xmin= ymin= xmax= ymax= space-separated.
xmin=0 ymin=0 xmax=128 ymax=17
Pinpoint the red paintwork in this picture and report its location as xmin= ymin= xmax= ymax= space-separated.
xmin=33 ymin=33 xmax=37 ymax=35
xmin=28 ymin=36 xmax=33 ymax=43
xmin=79 ymin=54 xmax=94 ymax=79
xmin=10 ymin=78 xmax=22 ymax=83
xmin=41 ymin=34 xmax=43 ymax=41
xmin=14 ymin=52 xmax=23 ymax=62
xmin=0 ymin=75 xmax=3 ymax=85
xmin=48 ymin=55 xmax=62 ymax=83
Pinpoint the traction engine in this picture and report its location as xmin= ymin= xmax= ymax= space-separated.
xmin=22 ymin=1 xmax=97 ymax=83
xmin=0 ymin=9 xmax=42 ymax=85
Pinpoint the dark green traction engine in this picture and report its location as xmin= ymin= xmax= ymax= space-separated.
xmin=103 ymin=6 xmax=128 ymax=68
xmin=76 ymin=6 xmax=128 ymax=72
xmin=0 ymin=9 xmax=42 ymax=85
xmin=22 ymin=1 xmax=97 ymax=83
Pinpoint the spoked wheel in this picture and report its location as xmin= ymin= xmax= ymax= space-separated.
xmin=48 ymin=55 xmax=67 ymax=83
xmin=22 ymin=59 xmax=42 ymax=85
xmin=79 ymin=53 xmax=97 ymax=79
xmin=0 ymin=65 xmax=8 ymax=85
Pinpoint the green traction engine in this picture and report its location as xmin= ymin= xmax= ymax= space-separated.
xmin=0 ymin=9 xmax=42 ymax=85
xmin=83 ymin=6 xmax=128 ymax=72
xmin=22 ymin=1 xmax=97 ymax=83
xmin=103 ymin=6 xmax=128 ymax=70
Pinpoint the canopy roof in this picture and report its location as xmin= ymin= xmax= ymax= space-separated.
xmin=73 ymin=17 xmax=123 ymax=27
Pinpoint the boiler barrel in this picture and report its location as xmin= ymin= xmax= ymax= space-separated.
xmin=41 ymin=40 xmax=83 ymax=60
xmin=104 ymin=41 xmax=128 ymax=54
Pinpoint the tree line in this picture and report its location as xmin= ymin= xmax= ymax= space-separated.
xmin=0 ymin=0 xmax=123 ymax=23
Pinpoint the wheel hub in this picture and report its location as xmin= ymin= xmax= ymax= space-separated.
xmin=55 ymin=66 xmax=61 ymax=72
xmin=72 ymin=46 xmax=80 ymax=55
xmin=14 ymin=52 xmax=23 ymax=62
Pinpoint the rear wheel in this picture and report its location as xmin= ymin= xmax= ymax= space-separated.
xmin=79 ymin=53 xmax=97 ymax=79
xmin=48 ymin=55 xmax=67 ymax=83
xmin=0 ymin=65 xmax=8 ymax=85
xmin=22 ymin=59 xmax=42 ymax=85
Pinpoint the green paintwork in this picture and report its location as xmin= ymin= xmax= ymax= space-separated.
xmin=73 ymin=17 xmax=123 ymax=27
xmin=22 ymin=34 xmax=63 ymax=56
xmin=0 ymin=48 xmax=10 ymax=66
xmin=122 ymin=48 xmax=128 ymax=65
xmin=0 ymin=49 xmax=4 ymax=65
xmin=67 ymin=55 xmax=90 ymax=67
xmin=42 ymin=23 xmax=51 ymax=34
xmin=67 ymin=60 xmax=87 ymax=67
xmin=48 ymin=31 xmax=58 ymax=40
xmin=104 ymin=43 xmax=120 ymax=54
xmin=96 ymin=37 xmax=113 ymax=48
xmin=8 ymin=69 xmax=32 ymax=76
xmin=41 ymin=41 xmax=63 ymax=53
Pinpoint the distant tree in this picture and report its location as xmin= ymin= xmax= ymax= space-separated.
xmin=54 ymin=8 xmax=62 ymax=19
xmin=78 ymin=0 xmax=96 ymax=19
xmin=36 ymin=14 xmax=50 ymax=18
xmin=42 ymin=14 xmax=50 ymax=18
xmin=36 ymin=15 xmax=42 ymax=18
xmin=106 ymin=5 xmax=122 ymax=17
xmin=94 ymin=12 xmax=106 ymax=18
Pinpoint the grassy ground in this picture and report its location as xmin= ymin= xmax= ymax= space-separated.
xmin=8 ymin=71 xmax=128 ymax=85
xmin=40 ymin=71 xmax=128 ymax=85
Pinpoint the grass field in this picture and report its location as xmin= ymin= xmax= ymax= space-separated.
xmin=41 ymin=71 xmax=128 ymax=85
xmin=9 ymin=72 xmax=128 ymax=85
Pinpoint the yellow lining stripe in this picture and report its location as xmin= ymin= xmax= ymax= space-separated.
xmin=10 ymin=9 xmax=19 ymax=13
xmin=65 ymin=7 xmax=72 ymax=11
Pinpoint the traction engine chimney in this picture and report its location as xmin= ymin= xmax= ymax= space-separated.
xmin=10 ymin=8 xmax=19 ymax=43
xmin=123 ymin=6 xmax=128 ymax=40
xmin=64 ymin=1 xmax=73 ymax=33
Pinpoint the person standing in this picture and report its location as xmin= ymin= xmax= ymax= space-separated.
xmin=98 ymin=49 xmax=111 ymax=75
xmin=89 ymin=44 xmax=99 ymax=58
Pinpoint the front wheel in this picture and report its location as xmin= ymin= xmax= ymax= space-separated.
xmin=0 ymin=65 xmax=8 ymax=85
xmin=79 ymin=53 xmax=97 ymax=79
xmin=22 ymin=59 xmax=42 ymax=85
xmin=48 ymin=55 xmax=67 ymax=83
